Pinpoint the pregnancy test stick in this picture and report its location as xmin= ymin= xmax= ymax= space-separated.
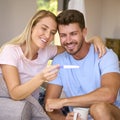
xmin=60 ymin=65 xmax=80 ymax=69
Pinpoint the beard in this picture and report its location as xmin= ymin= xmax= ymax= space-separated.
xmin=63 ymin=36 xmax=84 ymax=55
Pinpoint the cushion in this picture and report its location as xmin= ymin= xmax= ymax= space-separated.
xmin=0 ymin=97 xmax=31 ymax=120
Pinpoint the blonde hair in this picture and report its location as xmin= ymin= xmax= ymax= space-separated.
xmin=0 ymin=10 xmax=57 ymax=56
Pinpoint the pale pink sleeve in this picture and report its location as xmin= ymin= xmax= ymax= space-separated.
xmin=0 ymin=45 xmax=18 ymax=66
xmin=46 ymin=44 xmax=57 ymax=59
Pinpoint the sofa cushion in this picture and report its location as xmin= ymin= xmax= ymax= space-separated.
xmin=0 ymin=97 xmax=31 ymax=120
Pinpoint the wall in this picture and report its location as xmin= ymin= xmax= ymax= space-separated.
xmin=84 ymin=0 xmax=102 ymax=39
xmin=1 ymin=0 xmax=120 ymax=45
xmin=68 ymin=0 xmax=120 ymax=41
xmin=0 ymin=0 xmax=37 ymax=45
xmin=101 ymin=0 xmax=120 ymax=40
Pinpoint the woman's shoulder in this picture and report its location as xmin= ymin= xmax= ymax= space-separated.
xmin=3 ymin=44 xmax=19 ymax=49
xmin=1 ymin=44 xmax=22 ymax=57
xmin=2 ymin=44 xmax=21 ymax=53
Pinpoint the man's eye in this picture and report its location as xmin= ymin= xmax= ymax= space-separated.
xmin=60 ymin=34 xmax=66 ymax=38
xmin=71 ymin=32 xmax=77 ymax=35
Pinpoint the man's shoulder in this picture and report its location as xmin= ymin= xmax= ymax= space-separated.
xmin=54 ymin=51 xmax=68 ymax=60
xmin=99 ymin=48 xmax=119 ymax=72
xmin=103 ymin=48 xmax=118 ymax=59
xmin=52 ymin=51 xmax=70 ymax=65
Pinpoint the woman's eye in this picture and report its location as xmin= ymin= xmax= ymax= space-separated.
xmin=51 ymin=32 xmax=56 ymax=35
xmin=42 ymin=27 xmax=47 ymax=31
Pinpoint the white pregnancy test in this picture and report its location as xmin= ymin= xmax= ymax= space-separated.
xmin=60 ymin=65 xmax=80 ymax=69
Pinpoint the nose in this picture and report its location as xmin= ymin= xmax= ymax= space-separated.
xmin=66 ymin=35 xmax=71 ymax=43
xmin=45 ymin=30 xmax=51 ymax=39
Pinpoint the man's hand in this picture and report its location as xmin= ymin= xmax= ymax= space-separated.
xmin=45 ymin=98 xmax=64 ymax=112
xmin=65 ymin=112 xmax=81 ymax=120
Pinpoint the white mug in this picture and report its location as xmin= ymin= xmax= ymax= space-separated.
xmin=73 ymin=107 xmax=89 ymax=120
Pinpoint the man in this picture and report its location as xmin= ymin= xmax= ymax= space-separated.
xmin=45 ymin=9 xmax=120 ymax=120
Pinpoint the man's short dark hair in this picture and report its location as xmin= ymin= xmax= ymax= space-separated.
xmin=57 ymin=9 xmax=85 ymax=30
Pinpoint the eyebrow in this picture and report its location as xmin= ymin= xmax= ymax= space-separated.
xmin=42 ymin=24 xmax=49 ymax=28
xmin=59 ymin=31 xmax=78 ymax=34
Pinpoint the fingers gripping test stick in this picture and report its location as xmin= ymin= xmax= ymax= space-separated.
xmin=60 ymin=65 xmax=80 ymax=69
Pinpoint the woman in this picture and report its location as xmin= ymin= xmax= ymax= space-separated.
xmin=0 ymin=10 xmax=105 ymax=116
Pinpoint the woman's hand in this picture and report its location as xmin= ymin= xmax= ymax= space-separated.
xmin=40 ymin=64 xmax=60 ymax=82
xmin=86 ymin=36 xmax=106 ymax=58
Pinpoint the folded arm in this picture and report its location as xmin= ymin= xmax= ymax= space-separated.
xmin=45 ymin=84 xmax=66 ymax=120
xmin=45 ymin=72 xmax=120 ymax=111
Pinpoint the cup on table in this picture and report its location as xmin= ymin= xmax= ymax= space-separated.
xmin=73 ymin=107 xmax=89 ymax=120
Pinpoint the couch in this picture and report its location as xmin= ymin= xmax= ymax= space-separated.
xmin=0 ymin=78 xmax=50 ymax=120
xmin=0 ymin=95 xmax=50 ymax=120
xmin=0 ymin=97 xmax=31 ymax=120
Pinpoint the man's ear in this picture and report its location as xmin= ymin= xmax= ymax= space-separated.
xmin=83 ymin=28 xmax=87 ymax=37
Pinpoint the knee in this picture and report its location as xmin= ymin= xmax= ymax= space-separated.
xmin=90 ymin=102 xmax=109 ymax=118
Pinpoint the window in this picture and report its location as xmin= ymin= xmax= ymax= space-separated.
xmin=37 ymin=0 xmax=58 ymax=15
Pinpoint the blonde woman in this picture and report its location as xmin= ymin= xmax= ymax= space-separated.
xmin=0 ymin=10 xmax=105 ymax=117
